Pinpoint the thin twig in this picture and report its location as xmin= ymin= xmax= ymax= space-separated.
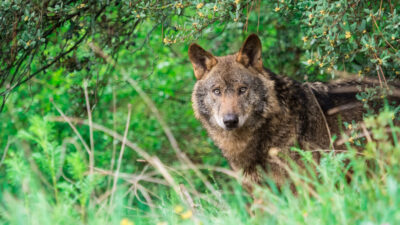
xmin=361 ymin=123 xmax=373 ymax=143
xmin=50 ymin=99 xmax=92 ymax=156
xmin=0 ymin=138 xmax=11 ymax=166
xmin=179 ymin=183 xmax=197 ymax=211
xmin=110 ymin=104 xmax=132 ymax=207
xmin=94 ymin=167 xmax=168 ymax=186
xmin=306 ymin=84 xmax=334 ymax=150
xmin=84 ymin=81 xmax=95 ymax=174
xmin=327 ymin=102 xmax=363 ymax=115
xmin=107 ymin=73 xmax=118 ymax=190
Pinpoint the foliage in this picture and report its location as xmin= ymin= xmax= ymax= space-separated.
xmin=1 ymin=0 xmax=400 ymax=225
xmin=275 ymin=0 xmax=400 ymax=79
xmin=0 ymin=0 xmax=252 ymax=109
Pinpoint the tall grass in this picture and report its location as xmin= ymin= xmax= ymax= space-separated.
xmin=1 ymin=100 xmax=399 ymax=225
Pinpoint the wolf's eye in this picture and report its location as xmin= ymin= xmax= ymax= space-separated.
xmin=213 ymin=88 xmax=221 ymax=96
xmin=238 ymin=87 xmax=247 ymax=94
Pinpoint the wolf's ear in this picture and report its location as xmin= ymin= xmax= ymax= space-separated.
xmin=236 ymin=34 xmax=263 ymax=72
xmin=188 ymin=43 xmax=218 ymax=80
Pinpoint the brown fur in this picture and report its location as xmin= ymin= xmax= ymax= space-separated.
xmin=189 ymin=34 xmax=399 ymax=192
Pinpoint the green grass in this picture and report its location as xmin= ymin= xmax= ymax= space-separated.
xmin=1 ymin=109 xmax=399 ymax=225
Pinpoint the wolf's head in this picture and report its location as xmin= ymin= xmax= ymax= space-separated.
xmin=189 ymin=34 xmax=279 ymax=131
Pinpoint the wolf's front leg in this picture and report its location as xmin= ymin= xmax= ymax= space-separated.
xmin=242 ymin=167 xmax=262 ymax=194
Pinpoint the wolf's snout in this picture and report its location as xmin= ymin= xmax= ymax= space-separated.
xmin=223 ymin=114 xmax=239 ymax=129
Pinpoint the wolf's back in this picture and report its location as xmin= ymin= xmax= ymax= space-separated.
xmin=308 ymin=78 xmax=400 ymax=136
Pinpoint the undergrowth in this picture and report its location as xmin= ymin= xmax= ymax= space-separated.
xmin=1 ymin=106 xmax=399 ymax=225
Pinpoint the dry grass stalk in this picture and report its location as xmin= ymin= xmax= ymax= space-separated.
xmin=83 ymin=81 xmax=95 ymax=174
xmin=179 ymin=183 xmax=197 ymax=211
xmin=109 ymin=104 xmax=132 ymax=208
xmin=48 ymin=116 xmax=182 ymax=197
xmin=50 ymin=99 xmax=92 ymax=156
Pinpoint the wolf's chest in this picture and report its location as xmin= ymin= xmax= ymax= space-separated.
xmin=212 ymin=132 xmax=251 ymax=159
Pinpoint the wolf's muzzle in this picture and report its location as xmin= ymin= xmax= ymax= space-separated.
xmin=223 ymin=114 xmax=239 ymax=129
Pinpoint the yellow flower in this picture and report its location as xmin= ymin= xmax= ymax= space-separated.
xmin=358 ymin=70 xmax=362 ymax=76
xmin=348 ymin=137 xmax=354 ymax=143
xmin=319 ymin=63 xmax=324 ymax=67
xmin=363 ymin=29 xmax=367 ymax=34
xmin=120 ymin=218 xmax=134 ymax=225
xmin=234 ymin=18 xmax=238 ymax=22
xmin=345 ymin=31 xmax=351 ymax=39
xmin=343 ymin=22 xmax=346 ymax=25
xmin=302 ymin=36 xmax=308 ymax=42
xmin=307 ymin=59 xmax=313 ymax=65
xmin=136 ymin=14 xmax=140 ymax=18
xmin=197 ymin=12 xmax=204 ymax=17
xmin=175 ymin=3 xmax=183 ymax=8
xmin=180 ymin=210 xmax=193 ymax=220
xmin=345 ymin=54 xmax=350 ymax=59
xmin=392 ymin=36 xmax=395 ymax=40
xmin=323 ymin=31 xmax=327 ymax=35
xmin=362 ymin=98 xmax=367 ymax=102
xmin=174 ymin=205 xmax=184 ymax=214
xmin=336 ymin=3 xmax=341 ymax=7
xmin=213 ymin=5 xmax=218 ymax=11
xmin=377 ymin=58 xmax=382 ymax=65
xmin=320 ymin=10 xmax=325 ymax=15
xmin=156 ymin=222 xmax=168 ymax=225
xmin=235 ymin=0 xmax=240 ymax=4
xmin=196 ymin=3 xmax=204 ymax=9
xmin=24 ymin=16 xmax=29 ymax=21
xmin=327 ymin=67 xmax=332 ymax=72
xmin=26 ymin=40 xmax=31 ymax=46
xmin=330 ymin=40 xmax=335 ymax=46
xmin=77 ymin=3 xmax=85 ymax=9
xmin=275 ymin=7 xmax=280 ymax=12
xmin=309 ymin=14 xmax=313 ymax=19
xmin=313 ymin=35 xmax=317 ymax=39
xmin=396 ymin=71 xmax=400 ymax=75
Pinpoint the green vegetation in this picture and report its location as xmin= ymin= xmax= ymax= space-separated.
xmin=1 ymin=1 xmax=399 ymax=224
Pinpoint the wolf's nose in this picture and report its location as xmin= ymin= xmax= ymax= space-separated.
xmin=223 ymin=114 xmax=239 ymax=129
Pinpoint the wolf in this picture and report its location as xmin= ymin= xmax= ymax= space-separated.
xmin=188 ymin=34 xmax=399 ymax=192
